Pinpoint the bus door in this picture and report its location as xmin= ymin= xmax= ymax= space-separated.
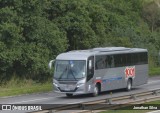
xmin=86 ymin=56 xmax=94 ymax=92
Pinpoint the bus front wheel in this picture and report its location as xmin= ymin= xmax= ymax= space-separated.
xmin=92 ymin=85 xmax=99 ymax=97
xmin=66 ymin=93 xmax=73 ymax=97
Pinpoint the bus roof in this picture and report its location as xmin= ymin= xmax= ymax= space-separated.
xmin=56 ymin=47 xmax=147 ymax=60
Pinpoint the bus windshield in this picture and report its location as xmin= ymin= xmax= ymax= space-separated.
xmin=54 ymin=60 xmax=86 ymax=80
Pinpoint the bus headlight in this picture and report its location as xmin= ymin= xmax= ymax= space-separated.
xmin=53 ymin=82 xmax=58 ymax=87
xmin=77 ymin=83 xmax=84 ymax=88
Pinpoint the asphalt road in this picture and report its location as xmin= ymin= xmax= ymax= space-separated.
xmin=0 ymin=76 xmax=160 ymax=113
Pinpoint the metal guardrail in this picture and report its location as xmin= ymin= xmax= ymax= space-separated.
xmin=30 ymin=88 xmax=160 ymax=113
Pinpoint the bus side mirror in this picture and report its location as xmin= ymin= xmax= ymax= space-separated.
xmin=49 ymin=60 xmax=55 ymax=69
xmin=89 ymin=60 xmax=92 ymax=70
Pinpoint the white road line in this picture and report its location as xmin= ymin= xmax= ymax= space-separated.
xmin=68 ymin=101 xmax=83 ymax=104
xmin=141 ymin=80 xmax=160 ymax=87
xmin=146 ymin=110 xmax=160 ymax=113
xmin=10 ymin=97 xmax=52 ymax=104
xmin=0 ymin=92 xmax=54 ymax=99
xmin=10 ymin=95 xmax=62 ymax=104
xmin=148 ymin=80 xmax=160 ymax=84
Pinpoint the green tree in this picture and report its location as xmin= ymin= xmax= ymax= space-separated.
xmin=50 ymin=0 xmax=99 ymax=50
xmin=0 ymin=0 xmax=68 ymax=80
xmin=143 ymin=0 xmax=160 ymax=32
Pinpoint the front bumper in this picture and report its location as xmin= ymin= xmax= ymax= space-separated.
xmin=54 ymin=90 xmax=86 ymax=94
xmin=53 ymin=84 xmax=88 ymax=94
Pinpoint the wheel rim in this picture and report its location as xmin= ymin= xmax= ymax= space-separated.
xmin=94 ymin=86 xmax=98 ymax=96
xmin=128 ymin=81 xmax=131 ymax=90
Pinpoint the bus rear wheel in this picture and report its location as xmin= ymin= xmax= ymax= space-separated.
xmin=66 ymin=93 xmax=73 ymax=97
xmin=126 ymin=79 xmax=132 ymax=91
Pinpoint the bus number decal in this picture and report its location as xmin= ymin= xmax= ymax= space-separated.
xmin=125 ymin=66 xmax=135 ymax=78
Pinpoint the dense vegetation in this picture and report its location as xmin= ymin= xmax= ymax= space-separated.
xmin=0 ymin=0 xmax=160 ymax=83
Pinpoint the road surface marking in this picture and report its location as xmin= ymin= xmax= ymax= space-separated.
xmin=68 ymin=101 xmax=83 ymax=104
xmin=10 ymin=96 xmax=62 ymax=104
xmin=148 ymin=80 xmax=160 ymax=84
xmin=147 ymin=110 xmax=160 ymax=113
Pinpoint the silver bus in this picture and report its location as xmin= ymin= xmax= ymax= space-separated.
xmin=49 ymin=47 xmax=148 ymax=97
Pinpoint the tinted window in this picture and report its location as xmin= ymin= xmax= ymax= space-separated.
xmin=139 ymin=52 xmax=148 ymax=64
xmin=107 ymin=55 xmax=115 ymax=68
xmin=95 ymin=55 xmax=107 ymax=69
xmin=87 ymin=56 xmax=94 ymax=81
xmin=95 ymin=52 xmax=148 ymax=69
xmin=131 ymin=53 xmax=138 ymax=65
xmin=114 ymin=54 xmax=123 ymax=67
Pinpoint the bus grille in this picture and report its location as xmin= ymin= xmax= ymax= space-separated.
xmin=58 ymin=81 xmax=77 ymax=85
xmin=57 ymin=87 xmax=77 ymax=92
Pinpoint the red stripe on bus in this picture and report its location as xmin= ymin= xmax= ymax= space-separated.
xmin=95 ymin=80 xmax=102 ymax=83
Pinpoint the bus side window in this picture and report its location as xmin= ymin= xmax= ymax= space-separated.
xmin=87 ymin=56 xmax=94 ymax=81
xmin=107 ymin=55 xmax=115 ymax=68
xmin=95 ymin=55 xmax=106 ymax=69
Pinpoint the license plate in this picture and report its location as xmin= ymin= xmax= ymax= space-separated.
xmin=65 ymin=85 xmax=74 ymax=90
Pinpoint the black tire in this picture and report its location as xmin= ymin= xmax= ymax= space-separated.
xmin=66 ymin=93 xmax=73 ymax=97
xmin=126 ymin=79 xmax=132 ymax=91
xmin=92 ymin=85 xmax=99 ymax=97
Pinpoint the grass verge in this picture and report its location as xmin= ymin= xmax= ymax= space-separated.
xmin=149 ymin=67 xmax=160 ymax=76
xmin=0 ymin=78 xmax=52 ymax=97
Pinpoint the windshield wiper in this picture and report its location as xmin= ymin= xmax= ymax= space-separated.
xmin=70 ymin=69 xmax=77 ymax=81
xmin=58 ymin=66 xmax=68 ymax=80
